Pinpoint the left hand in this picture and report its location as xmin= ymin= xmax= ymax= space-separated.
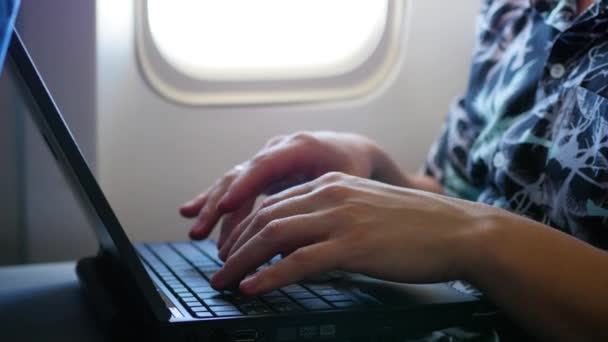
xmin=210 ymin=171 xmax=494 ymax=295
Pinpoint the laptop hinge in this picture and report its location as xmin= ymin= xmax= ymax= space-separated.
xmin=76 ymin=250 xmax=166 ymax=338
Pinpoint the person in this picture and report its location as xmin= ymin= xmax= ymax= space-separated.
xmin=180 ymin=0 xmax=608 ymax=340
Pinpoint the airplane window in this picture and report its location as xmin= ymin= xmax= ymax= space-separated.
xmin=147 ymin=0 xmax=387 ymax=81
xmin=138 ymin=0 xmax=403 ymax=105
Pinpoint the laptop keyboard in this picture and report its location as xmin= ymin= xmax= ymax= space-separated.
xmin=136 ymin=241 xmax=367 ymax=319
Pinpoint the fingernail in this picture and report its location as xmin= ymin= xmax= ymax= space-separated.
xmin=227 ymin=247 xmax=237 ymax=260
xmin=210 ymin=271 xmax=225 ymax=290
xmin=182 ymin=199 xmax=197 ymax=208
xmin=239 ymin=275 xmax=258 ymax=294
xmin=218 ymin=247 xmax=228 ymax=261
xmin=195 ymin=219 xmax=207 ymax=233
xmin=189 ymin=224 xmax=206 ymax=240
xmin=189 ymin=231 xmax=202 ymax=240
xmin=217 ymin=246 xmax=229 ymax=261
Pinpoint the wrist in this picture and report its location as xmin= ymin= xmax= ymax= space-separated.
xmin=364 ymin=139 xmax=410 ymax=187
xmin=454 ymin=205 xmax=513 ymax=283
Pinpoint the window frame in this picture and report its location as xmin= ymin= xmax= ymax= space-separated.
xmin=135 ymin=0 xmax=406 ymax=106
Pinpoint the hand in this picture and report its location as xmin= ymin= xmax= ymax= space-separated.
xmin=180 ymin=131 xmax=407 ymax=246
xmin=210 ymin=172 xmax=490 ymax=295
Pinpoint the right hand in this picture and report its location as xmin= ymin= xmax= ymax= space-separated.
xmin=179 ymin=131 xmax=403 ymax=248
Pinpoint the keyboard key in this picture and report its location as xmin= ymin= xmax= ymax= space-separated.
xmin=264 ymin=296 xmax=291 ymax=304
xmin=332 ymin=301 xmax=359 ymax=309
xmin=271 ymin=302 xmax=303 ymax=313
xmin=239 ymin=301 xmax=266 ymax=309
xmin=172 ymin=242 xmax=214 ymax=264
xmin=297 ymin=299 xmax=332 ymax=310
xmin=178 ymin=273 xmax=203 ymax=279
xmin=172 ymin=264 xmax=195 ymax=271
xmin=241 ymin=305 xmax=272 ymax=315
xmin=184 ymin=300 xmax=201 ymax=305
xmin=197 ymin=292 xmax=223 ymax=299
xmin=210 ymin=305 xmax=239 ymax=312
xmin=148 ymin=244 xmax=187 ymax=266
xmin=191 ymin=286 xmax=216 ymax=293
xmin=314 ymin=289 xmax=342 ymax=296
xmin=180 ymin=295 xmax=196 ymax=301
xmin=192 ymin=258 xmax=217 ymax=266
xmin=197 ymin=265 xmax=220 ymax=272
xmin=289 ymin=292 xmax=317 ymax=300
xmin=268 ymin=254 xmax=282 ymax=265
xmin=323 ymin=294 xmax=351 ymax=302
xmin=191 ymin=241 xmax=224 ymax=265
xmin=180 ymin=275 xmax=206 ymax=281
xmin=281 ymin=284 xmax=307 ymax=293
xmin=194 ymin=312 xmax=214 ymax=318
xmin=214 ymin=310 xmax=242 ymax=317
xmin=191 ymin=306 xmax=209 ymax=312
xmin=232 ymin=297 xmax=263 ymax=306
xmin=184 ymin=280 xmax=210 ymax=288
xmin=260 ymin=290 xmax=283 ymax=298
xmin=202 ymin=271 xmax=218 ymax=280
xmin=205 ymin=298 xmax=234 ymax=306
xmin=305 ymin=284 xmax=335 ymax=292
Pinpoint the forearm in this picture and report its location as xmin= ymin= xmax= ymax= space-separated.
xmin=466 ymin=210 xmax=608 ymax=341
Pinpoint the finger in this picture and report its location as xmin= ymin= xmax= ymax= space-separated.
xmin=217 ymin=145 xmax=314 ymax=212
xmin=189 ymin=189 xmax=225 ymax=239
xmin=218 ymin=179 xmax=324 ymax=260
xmin=262 ymin=181 xmax=316 ymax=208
xmin=218 ymin=208 xmax=257 ymax=261
xmin=263 ymin=174 xmax=310 ymax=195
xmin=239 ymin=242 xmax=341 ymax=295
xmin=211 ymin=213 xmax=332 ymax=290
xmin=226 ymin=193 xmax=322 ymax=259
xmin=261 ymin=170 xmax=349 ymax=208
xmin=179 ymin=193 xmax=208 ymax=218
xmin=189 ymin=175 xmax=236 ymax=240
xmin=219 ymin=183 xmax=320 ymax=260
xmin=264 ymin=135 xmax=286 ymax=148
xmin=218 ymin=197 xmax=256 ymax=249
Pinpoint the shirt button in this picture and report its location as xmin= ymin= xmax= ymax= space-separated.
xmin=550 ymin=63 xmax=566 ymax=79
xmin=493 ymin=152 xmax=506 ymax=169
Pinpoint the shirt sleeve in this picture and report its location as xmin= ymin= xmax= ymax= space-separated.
xmin=421 ymin=0 xmax=496 ymax=197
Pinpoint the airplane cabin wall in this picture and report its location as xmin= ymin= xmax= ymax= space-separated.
xmin=97 ymin=0 xmax=482 ymax=243
xmin=0 ymin=0 xmax=484 ymax=265
xmin=0 ymin=0 xmax=98 ymax=264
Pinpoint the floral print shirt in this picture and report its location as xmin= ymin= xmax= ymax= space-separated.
xmin=426 ymin=0 xmax=608 ymax=250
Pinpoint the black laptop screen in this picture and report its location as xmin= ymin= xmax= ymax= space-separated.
xmin=7 ymin=29 xmax=170 ymax=321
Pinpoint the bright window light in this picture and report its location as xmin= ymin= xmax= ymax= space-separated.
xmin=147 ymin=0 xmax=388 ymax=81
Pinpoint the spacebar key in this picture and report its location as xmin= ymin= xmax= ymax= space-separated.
xmin=270 ymin=302 xmax=302 ymax=313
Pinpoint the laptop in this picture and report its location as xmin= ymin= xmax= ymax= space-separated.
xmin=7 ymin=28 xmax=495 ymax=341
